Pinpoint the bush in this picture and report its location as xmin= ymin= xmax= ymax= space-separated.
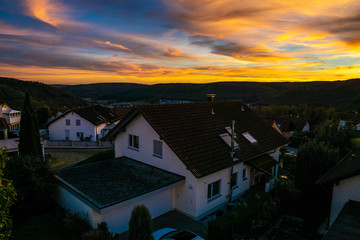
xmin=82 ymin=222 xmax=120 ymax=240
xmin=273 ymin=178 xmax=300 ymax=208
xmin=5 ymin=155 xmax=55 ymax=219
xmin=63 ymin=212 xmax=91 ymax=240
xmin=128 ymin=204 xmax=154 ymax=240
xmin=208 ymin=193 xmax=272 ymax=240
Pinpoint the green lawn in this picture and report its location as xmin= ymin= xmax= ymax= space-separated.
xmin=47 ymin=150 xmax=103 ymax=170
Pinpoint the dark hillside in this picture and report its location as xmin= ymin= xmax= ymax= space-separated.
xmin=0 ymin=77 xmax=87 ymax=110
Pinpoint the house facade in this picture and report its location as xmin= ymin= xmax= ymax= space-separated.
xmin=0 ymin=104 xmax=21 ymax=132
xmin=56 ymin=101 xmax=287 ymax=233
xmin=317 ymin=149 xmax=360 ymax=238
xmin=47 ymin=105 xmax=119 ymax=141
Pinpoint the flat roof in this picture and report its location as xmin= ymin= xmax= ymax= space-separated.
xmin=56 ymin=157 xmax=185 ymax=211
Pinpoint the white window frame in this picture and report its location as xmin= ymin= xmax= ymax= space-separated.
xmin=153 ymin=140 xmax=163 ymax=158
xmin=207 ymin=180 xmax=221 ymax=201
xmin=66 ymin=119 xmax=70 ymax=126
xmin=128 ymin=134 xmax=139 ymax=150
xmin=76 ymin=119 xmax=81 ymax=126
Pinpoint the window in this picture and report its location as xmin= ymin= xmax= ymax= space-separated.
xmin=242 ymin=132 xmax=257 ymax=144
xmin=76 ymin=119 xmax=81 ymax=126
xmin=76 ymin=132 xmax=84 ymax=138
xmin=207 ymin=180 xmax=221 ymax=200
xmin=128 ymin=134 xmax=139 ymax=149
xmin=243 ymin=169 xmax=247 ymax=180
xmin=231 ymin=172 xmax=238 ymax=188
xmin=66 ymin=119 xmax=70 ymax=126
xmin=153 ymin=140 xmax=163 ymax=158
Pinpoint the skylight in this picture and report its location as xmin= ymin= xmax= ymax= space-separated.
xmin=219 ymin=133 xmax=239 ymax=149
xmin=242 ymin=132 xmax=257 ymax=144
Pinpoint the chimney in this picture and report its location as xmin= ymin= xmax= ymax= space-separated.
xmin=206 ymin=94 xmax=216 ymax=102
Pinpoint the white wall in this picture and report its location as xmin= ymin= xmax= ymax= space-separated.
xmin=115 ymin=115 xmax=198 ymax=217
xmin=48 ymin=112 xmax=97 ymax=141
xmin=57 ymin=183 xmax=174 ymax=234
xmin=100 ymin=188 xmax=174 ymax=233
xmin=114 ymin=115 xmax=267 ymax=219
xmin=329 ymin=175 xmax=360 ymax=226
xmin=56 ymin=185 xmax=97 ymax=226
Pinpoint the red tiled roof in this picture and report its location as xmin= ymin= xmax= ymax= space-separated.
xmin=114 ymin=107 xmax=133 ymax=119
xmin=106 ymin=101 xmax=288 ymax=178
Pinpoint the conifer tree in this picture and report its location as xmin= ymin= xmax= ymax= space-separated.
xmin=18 ymin=92 xmax=42 ymax=158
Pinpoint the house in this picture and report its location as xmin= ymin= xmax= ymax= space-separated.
xmin=0 ymin=103 xmax=21 ymax=133
xmin=267 ymin=116 xmax=310 ymax=139
xmin=317 ymin=149 xmax=360 ymax=239
xmin=46 ymin=105 xmax=120 ymax=141
xmin=55 ymin=101 xmax=288 ymax=234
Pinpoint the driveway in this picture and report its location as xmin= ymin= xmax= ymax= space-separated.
xmin=119 ymin=210 xmax=208 ymax=239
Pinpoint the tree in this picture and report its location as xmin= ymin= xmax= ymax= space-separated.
xmin=0 ymin=151 xmax=17 ymax=240
xmin=5 ymin=155 xmax=55 ymax=218
xmin=128 ymin=204 xmax=154 ymax=240
xmin=18 ymin=92 xmax=42 ymax=158
xmin=36 ymin=105 xmax=51 ymax=128
xmin=295 ymin=139 xmax=339 ymax=194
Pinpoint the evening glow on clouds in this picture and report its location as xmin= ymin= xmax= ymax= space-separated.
xmin=1 ymin=0 xmax=360 ymax=84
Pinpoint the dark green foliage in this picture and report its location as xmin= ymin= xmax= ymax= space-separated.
xmin=295 ymin=140 xmax=339 ymax=194
xmin=18 ymin=92 xmax=43 ymax=158
xmin=288 ymin=131 xmax=310 ymax=148
xmin=208 ymin=192 xmax=272 ymax=240
xmin=5 ymin=155 xmax=55 ymax=219
xmin=128 ymin=204 xmax=154 ymax=240
xmin=37 ymin=105 xmax=51 ymax=128
xmin=62 ymin=212 xmax=91 ymax=240
xmin=314 ymin=119 xmax=356 ymax=157
xmin=75 ymin=150 xmax=115 ymax=166
xmin=82 ymin=222 xmax=120 ymax=240
xmin=273 ymin=178 xmax=300 ymax=208
xmin=0 ymin=151 xmax=17 ymax=240
xmin=0 ymin=77 xmax=87 ymax=110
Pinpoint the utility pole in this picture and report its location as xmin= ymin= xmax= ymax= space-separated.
xmin=229 ymin=120 xmax=235 ymax=203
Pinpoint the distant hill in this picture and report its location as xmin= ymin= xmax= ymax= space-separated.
xmin=57 ymin=79 xmax=360 ymax=109
xmin=0 ymin=77 xmax=88 ymax=110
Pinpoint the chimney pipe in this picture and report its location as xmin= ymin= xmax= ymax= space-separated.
xmin=206 ymin=94 xmax=216 ymax=102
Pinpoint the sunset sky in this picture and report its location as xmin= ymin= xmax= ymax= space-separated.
xmin=1 ymin=0 xmax=360 ymax=84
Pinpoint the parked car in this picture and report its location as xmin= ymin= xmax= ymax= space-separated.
xmin=153 ymin=228 xmax=205 ymax=240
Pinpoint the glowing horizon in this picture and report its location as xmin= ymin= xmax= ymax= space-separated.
xmin=1 ymin=0 xmax=360 ymax=84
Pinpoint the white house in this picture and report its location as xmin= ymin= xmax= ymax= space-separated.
xmin=46 ymin=105 xmax=120 ymax=141
xmin=317 ymin=149 xmax=360 ymax=239
xmin=55 ymin=101 xmax=288 ymax=234
xmin=0 ymin=103 xmax=21 ymax=132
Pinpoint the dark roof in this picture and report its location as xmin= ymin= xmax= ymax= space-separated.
xmin=56 ymin=157 xmax=185 ymax=211
xmin=324 ymin=200 xmax=360 ymax=240
xmin=46 ymin=105 xmax=120 ymax=127
xmin=114 ymin=107 xmax=133 ymax=120
xmin=317 ymin=149 xmax=360 ymax=185
xmin=105 ymin=101 xmax=288 ymax=178
xmin=245 ymin=154 xmax=278 ymax=176
xmin=272 ymin=116 xmax=308 ymax=132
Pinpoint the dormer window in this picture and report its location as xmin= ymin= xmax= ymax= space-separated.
xmin=219 ymin=133 xmax=239 ymax=149
xmin=242 ymin=132 xmax=257 ymax=144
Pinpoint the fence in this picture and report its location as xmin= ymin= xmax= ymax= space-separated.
xmin=44 ymin=140 xmax=114 ymax=149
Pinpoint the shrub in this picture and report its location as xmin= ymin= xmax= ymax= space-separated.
xmin=63 ymin=212 xmax=91 ymax=240
xmin=82 ymin=222 xmax=120 ymax=240
xmin=128 ymin=204 xmax=154 ymax=240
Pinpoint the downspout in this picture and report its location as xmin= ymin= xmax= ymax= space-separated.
xmin=229 ymin=120 xmax=235 ymax=203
